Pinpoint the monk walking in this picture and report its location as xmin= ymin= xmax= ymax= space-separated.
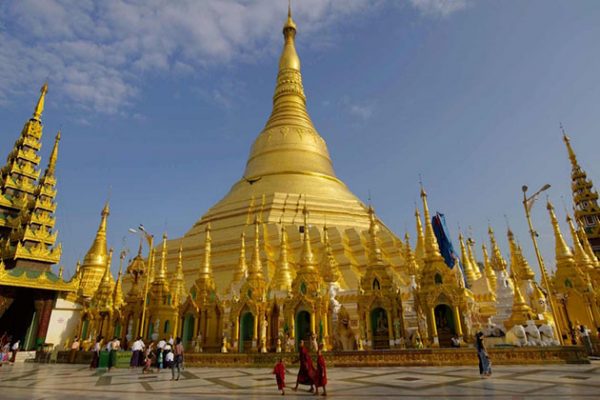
xmin=293 ymin=340 xmax=315 ymax=392
xmin=273 ymin=358 xmax=290 ymax=395
xmin=314 ymin=347 xmax=328 ymax=396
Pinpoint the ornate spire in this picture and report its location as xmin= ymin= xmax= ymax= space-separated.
xmin=466 ymin=237 xmax=482 ymax=280
xmin=458 ymin=233 xmax=477 ymax=287
xmin=321 ymin=223 xmax=342 ymax=284
xmin=32 ymin=82 xmax=48 ymax=121
xmin=404 ymin=233 xmax=419 ymax=276
xmin=562 ymin=129 xmax=600 ymax=257
xmin=505 ymin=267 xmax=533 ymax=328
xmin=488 ymin=226 xmax=507 ymax=272
xmin=414 ymin=207 xmax=425 ymax=266
xmin=200 ymin=224 xmax=212 ymax=278
xmin=170 ymin=241 xmax=187 ymax=306
xmin=367 ymin=205 xmax=383 ymax=265
xmin=300 ymin=205 xmax=316 ymax=269
xmin=83 ymin=202 xmax=110 ymax=266
xmin=113 ymin=250 xmax=125 ymax=309
xmin=271 ymin=224 xmax=294 ymax=291
xmin=578 ymin=225 xmax=600 ymax=268
xmin=547 ymin=201 xmax=574 ymax=263
xmin=242 ymin=6 xmax=337 ymax=182
xmin=45 ymin=131 xmax=60 ymax=177
xmin=420 ymin=187 xmax=443 ymax=261
xmin=482 ymin=243 xmax=497 ymax=290
xmin=567 ymin=214 xmax=593 ymax=271
xmin=507 ymin=229 xmax=535 ymax=281
xmin=93 ymin=248 xmax=114 ymax=309
xmin=232 ymin=232 xmax=248 ymax=282
xmin=249 ymin=217 xmax=263 ymax=278
xmin=154 ymin=233 xmax=168 ymax=281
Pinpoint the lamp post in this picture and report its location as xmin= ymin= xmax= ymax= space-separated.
xmin=521 ymin=184 xmax=564 ymax=345
xmin=129 ymin=225 xmax=154 ymax=338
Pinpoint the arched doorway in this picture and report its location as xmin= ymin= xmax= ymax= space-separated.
xmin=370 ymin=307 xmax=390 ymax=349
xmin=434 ymin=304 xmax=455 ymax=347
xmin=240 ymin=312 xmax=254 ymax=352
xmin=295 ymin=310 xmax=311 ymax=349
xmin=270 ymin=304 xmax=280 ymax=351
xmin=182 ymin=315 xmax=195 ymax=347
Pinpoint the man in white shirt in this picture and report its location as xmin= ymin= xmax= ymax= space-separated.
xmin=129 ymin=337 xmax=145 ymax=368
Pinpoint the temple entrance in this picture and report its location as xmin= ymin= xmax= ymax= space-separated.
xmin=270 ymin=304 xmax=280 ymax=351
xmin=0 ymin=290 xmax=36 ymax=349
xmin=182 ymin=315 xmax=195 ymax=347
xmin=434 ymin=304 xmax=455 ymax=347
xmin=370 ymin=307 xmax=390 ymax=350
xmin=240 ymin=312 xmax=254 ymax=352
xmin=295 ymin=310 xmax=311 ymax=349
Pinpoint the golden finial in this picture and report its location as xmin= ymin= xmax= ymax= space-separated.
xmin=176 ymin=240 xmax=184 ymax=278
xmin=249 ymin=217 xmax=263 ymax=276
xmin=300 ymin=204 xmax=315 ymax=266
xmin=566 ymin=214 xmax=592 ymax=268
xmin=272 ymin=224 xmax=293 ymax=291
xmin=481 ymin=243 xmax=497 ymax=289
xmin=32 ymin=81 xmax=48 ymax=121
xmin=279 ymin=0 xmax=300 ymax=71
xmin=154 ymin=232 xmax=167 ymax=280
xmin=45 ymin=131 xmax=61 ymax=176
xmin=561 ymin=123 xmax=579 ymax=167
xmin=233 ymin=232 xmax=247 ymax=282
xmin=367 ymin=205 xmax=383 ymax=264
xmin=458 ymin=233 xmax=476 ymax=287
xmin=58 ymin=266 xmax=63 ymax=279
xmin=488 ymin=225 xmax=507 ymax=272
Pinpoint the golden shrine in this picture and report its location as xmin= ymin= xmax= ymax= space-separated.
xmin=2 ymin=7 xmax=600 ymax=360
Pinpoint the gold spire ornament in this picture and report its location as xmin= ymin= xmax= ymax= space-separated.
xmin=482 ymin=243 xmax=497 ymax=290
xmin=420 ymin=188 xmax=443 ymax=262
xmin=270 ymin=224 xmax=294 ymax=292
xmin=414 ymin=207 xmax=425 ymax=267
xmin=458 ymin=233 xmax=477 ymax=287
xmin=32 ymin=82 xmax=48 ymax=121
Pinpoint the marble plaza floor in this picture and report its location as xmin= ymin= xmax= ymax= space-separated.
xmin=0 ymin=362 xmax=599 ymax=399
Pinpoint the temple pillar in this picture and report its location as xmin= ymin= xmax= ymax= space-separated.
xmin=428 ymin=307 xmax=438 ymax=337
xmin=233 ymin=316 xmax=240 ymax=352
xmin=253 ymin=312 xmax=258 ymax=349
xmin=35 ymin=295 xmax=54 ymax=346
xmin=322 ymin=313 xmax=329 ymax=350
xmin=453 ymin=306 xmax=463 ymax=337
xmin=387 ymin=308 xmax=395 ymax=347
xmin=310 ymin=311 xmax=316 ymax=335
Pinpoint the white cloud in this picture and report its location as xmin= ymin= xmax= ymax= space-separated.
xmin=409 ymin=0 xmax=469 ymax=17
xmin=0 ymin=0 xmax=467 ymax=114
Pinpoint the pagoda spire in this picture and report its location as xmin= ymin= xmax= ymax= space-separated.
xmin=321 ymin=222 xmax=343 ymax=285
xmin=466 ymin=237 xmax=482 ymax=280
xmin=154 ymin=233 xmax=168 ymax=282
xmin=113 ymin=250 xmax=125 ymax=309
xmin=420 ymin=187 xmax=443 ymax=262
xmin=488 ymin=226 xmax=507 ymax=273
xmin=481 ymin=243 xmax=497 ymax=290
xmin=249 ymin=217 xmax=264 ymax=278
xmin=367 ymin=205 xmax=383 ymax=265
xmin=566 ymin=214 xmax=593 ymax=271
xmin=547 ymin=201 xmax=574 ymax=263
xmin=458 ymin=233 xmax=477 ymax=287
xmin=79 ymin=202 xmax=110 ymax=296
xmin=199 ymin=224 xmax=213 ymax=279
xmin=170 ymin=241 xmax=187 ymax=306
xmin=45 ymin=131 xmax=60 ymax=177
xmin=578 ymin=225 xmax=600 ymax=268
xmin=93 ymin=248 xmax=114 ymax=309
xmin=505 ymin=266 xmax=533 ymax=328
xmin=299 ymin=205 xmax=316 ymax=269
xmin=414 ymin=207 xmax=425 ymax=267
xmin=404 ymin=233 xmax=419 ymax=276
xmin=32 ymin=82 xmax=49 ymax=121
xmin=232 ymin=232 xmax=248 ymax=283
xmin=271 ymin=224 xmax=294 ymax=292
xmin=562 ymin=129 xmax=600 ymax=257
xmin=507 ymin=229 xmax=535 ymax=281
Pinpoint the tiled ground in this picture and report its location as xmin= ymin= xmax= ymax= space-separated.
xmin=0 ymin=362 xmax=599 ymax=399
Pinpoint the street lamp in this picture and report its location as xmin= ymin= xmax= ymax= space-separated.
xmin=129 ymin=225 xmax=155 ymax=338
xmin=521 ymin=184 xmax=564 ymax=345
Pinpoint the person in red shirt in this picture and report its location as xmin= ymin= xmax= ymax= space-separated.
xmin=273 ymin=358 xmax=290 ymax=395
xmin=314 ymin=348 xmax=328 ymax=396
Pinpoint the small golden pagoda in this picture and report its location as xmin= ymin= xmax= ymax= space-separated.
xmin=415 ymin=188 xmax=473 ymax=347
xmin=78 ymin=202 xmax=111 ymax=299
xmin=547 ymin=200 xmax=599 ymax=336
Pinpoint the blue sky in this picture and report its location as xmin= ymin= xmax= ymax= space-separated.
xmin=1 ymin=0 xmax=599 ymax=278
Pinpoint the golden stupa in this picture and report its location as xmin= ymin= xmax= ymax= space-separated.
xmin=160 ymin=7 xmax=406 ymax=293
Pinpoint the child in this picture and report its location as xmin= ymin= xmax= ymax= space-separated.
xmin=314 ymin=349 xmax=328 ymax=396
xmin=143 ymin=352 xmax=155 ymax=374
xmin=273 ymin=358 xmax=290 ymax=395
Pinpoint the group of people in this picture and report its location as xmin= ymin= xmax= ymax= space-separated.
xmin=273 ymin=339 xmax=327 ymax=396
xmin=85 ymin=335 xmax=184 ymax=380
xmin=0 ymin=333 xmax=19 ymax=366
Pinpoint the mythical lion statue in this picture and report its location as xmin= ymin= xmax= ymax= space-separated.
xmin=505 ymin=324 xmax=528 ymax=347
xmin=524 ymin=321 xmax=542 ymax=346
xmin=539 ymin=324 xmax=560 ymax=346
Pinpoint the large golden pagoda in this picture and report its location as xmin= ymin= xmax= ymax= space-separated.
xmin=158 ymin=7 xmax=405 ymax=294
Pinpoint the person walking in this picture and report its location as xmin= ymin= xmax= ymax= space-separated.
xmin=475 ymin=332 xmax=492 ymax=377
xmin=314 ymin=348 xmax=328 ymax=396
xmin=130 ymin=336 xmax=144 ymax=368
xmin=272 ymin=358 xmax=290 ymax=395
xmin=108 ymin=337 xmax=120 ymax=371
xmin=89 ymin=336 xmax=102 ymax=370
xmin=69 ymin=337 xmax=80 ymax=363
xmin=171 ymin=337 xmax=184 ymax=381
xmin=293 ymin=340 xmax=315 ymax=392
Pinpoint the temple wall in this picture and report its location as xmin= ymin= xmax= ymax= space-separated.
xmin=46 ymin=298 xmax=82 ymax=348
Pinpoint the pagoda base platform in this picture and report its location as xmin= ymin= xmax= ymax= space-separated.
xmin=53 ymin=346 xmax=588 ymax=367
